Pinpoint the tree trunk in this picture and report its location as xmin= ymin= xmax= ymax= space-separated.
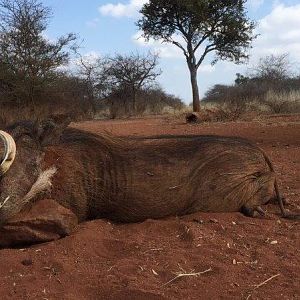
xmin=28 ymin=80 xmax=36 ymax=115
xmin=189 ymin=66 xmax=200 ymax=112
xmin=132 ymin=88 xmax=137 ymax=115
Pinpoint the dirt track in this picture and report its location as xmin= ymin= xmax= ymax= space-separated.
xmin=0 ymin=116 xmax=299 ymax=299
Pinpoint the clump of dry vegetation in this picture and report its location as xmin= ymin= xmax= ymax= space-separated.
xmin=92 ymin=85 xmax=186 ymax=120
xmin=200 ymin=54 xmax=300 ymax=122
xmin=0 ymin=0 xmax=96 ymax=126
xmin=1 ymin=0 xmax=299 ymax=126
xmin=0 ymin=0 xmax=185 ymax=126
xmin=77 ymin=52 xmax=186 ymax=119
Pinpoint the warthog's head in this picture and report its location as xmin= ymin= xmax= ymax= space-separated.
xmin=0 ymin=119 xmax=69 ymax=226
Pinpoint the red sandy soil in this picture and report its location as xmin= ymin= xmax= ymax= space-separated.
xmin=1 ymin=115 xmax=300 ymax=300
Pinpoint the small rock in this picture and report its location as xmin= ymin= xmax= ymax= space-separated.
xmin=21 ymin=259 xmax=33 ymax=266
xmin=210 ymin=218 xmax=218 ymax=224
xmin=193 ymin=219 xmax=204 ymax=224
xmin=0 ymin=199 xmax=78 ymax=248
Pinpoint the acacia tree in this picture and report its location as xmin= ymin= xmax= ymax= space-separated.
xmin=76 ymin=54 xmax=109 ymax=112
xmin=252 ymin=53 xmax=293 ymax=81
xmin=0 ymin=0 xmax=77 ymax=107
xmin=77 ymin=52 xmax=161 ymax=115
xmin=106 ymin=52 xmax=161 ymax=113
xmin=137 ymin=0 xmax=257 ymax=112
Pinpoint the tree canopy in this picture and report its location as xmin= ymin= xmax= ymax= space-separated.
xmin=0 ymin=0 xmax=77 ymax=106
xmin=137 ymin=0 xmax=257 ymax=112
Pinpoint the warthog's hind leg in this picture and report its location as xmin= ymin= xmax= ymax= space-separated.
xmin=241 ymin=205 xmax=266 ymax=218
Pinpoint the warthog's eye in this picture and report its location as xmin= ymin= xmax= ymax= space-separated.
xmin=18 ymin=135 xmax=35 ymax=147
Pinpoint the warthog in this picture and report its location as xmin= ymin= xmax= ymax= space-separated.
xmin=0 ymin=120 xmax=297 ymax=246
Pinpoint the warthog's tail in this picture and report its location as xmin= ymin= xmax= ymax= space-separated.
xmin=262 ymin=150 xmax=300 ymax=220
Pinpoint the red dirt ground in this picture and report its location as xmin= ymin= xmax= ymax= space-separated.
xmin=0 ymin=115 xmax=299 ymax=300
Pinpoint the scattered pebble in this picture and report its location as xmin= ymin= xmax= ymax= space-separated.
xmin=193 ymin=219 xmax=204 ymax=224
xmin=152 ymin=269 xmax=158 ymax=276
xmin=21 ymin=258 xmax=33 ymax=266
xmin=210 ymin=219 xmax=218 ymax=224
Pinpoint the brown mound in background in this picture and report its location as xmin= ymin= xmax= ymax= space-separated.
xmin=0 ymin=115 xmax=299 ymax=299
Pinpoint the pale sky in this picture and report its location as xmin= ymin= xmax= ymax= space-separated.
xmin=43 ymin=0 xmax=300 ymax=103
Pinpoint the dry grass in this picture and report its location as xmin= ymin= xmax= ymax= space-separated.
xmin=263 ymin=90 xmax=300 ymax=113
xmin=0 ymin=101 xmax=92 ymax=127
xmin=0 ymin=104 xmax=61 ymax=127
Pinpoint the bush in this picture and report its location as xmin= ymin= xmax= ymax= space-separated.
xmin=0 ymin=73 xmax=94 ymax=126
xmin=203 ymin=78 xmax=300 ymax=118
xmin=263 ymin=90 xmax=300 ymax=114
xmin=96 ymin=86 xmax=186 ymax=119
xmin=203 ymin=54 xmax=300 ymax=118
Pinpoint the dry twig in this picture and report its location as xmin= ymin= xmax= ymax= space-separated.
xmin=245 ymin=274 xmax=280 ymax=300
xmin=163 ymin=267 xmax=212 ymax=286
xmin=144 ymin=248 xmax=164 ymax=253
xmin=254 ymin=273 xmax=280 ymax=290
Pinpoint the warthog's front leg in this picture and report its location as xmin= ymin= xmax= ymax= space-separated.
xmin=0 ymin=199 xmax=78 ymax=248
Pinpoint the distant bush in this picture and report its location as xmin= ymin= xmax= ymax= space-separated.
xmin=94 ymin=86 xmax=186 ymax=119
xmin=203 ymin=83 xmax=300 ymax=116
xmin=263 ymin=90 xmax=300 ymax=114
xmin=0 ymin=73 xmax=94 ymax=126
xmin=0 ymin=0 xmax=96 ymax=126
xmin=202 ymin=54 xmax=300 ymax=118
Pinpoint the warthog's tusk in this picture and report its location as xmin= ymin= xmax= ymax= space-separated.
xmin=21 ymin=167 xmax=57 ymax=205
xmin=0 ymin=130 xmax=16 ymax=176
xmin=0 ymin=196 xmax=10 ymax=209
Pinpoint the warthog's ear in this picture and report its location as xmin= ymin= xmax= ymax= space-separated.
xmin=38 ymin=115 xmax=72 ymax=146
